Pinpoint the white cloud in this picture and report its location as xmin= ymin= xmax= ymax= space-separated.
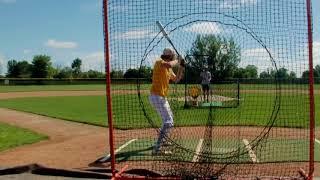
xmin=220 ymin=0 xmax=257 ymax=9
xmin=240 ymin=42 xmax=320 ymax=75
xmin=23 ymin=49 xmax=31 ymax=54
xmin=45 ymin=39 xmax=78 ymax=49
xmin=241 ymin=48 xmax=274 ymax=69
xmin=0 ymin=0 xmax=16 ymax=4
xmin=81 ymin=51 xmax=105 ymax=71
xmin=83 ymin=52 xmax=104 ymax=61
xmin=115 ymin=29 xmax=156 ymax=40
xmin=184 ymin=22 xmax=221 ymax=34
xmin=0 ymin=53 xmax=7 ymax=75
xmin=242 ymin=48 xmax=267 ymax=57
xmin=313 ymin=41 xmax=320 ymax=66
xmin=301 ymin=41 xmax=320 ymax=67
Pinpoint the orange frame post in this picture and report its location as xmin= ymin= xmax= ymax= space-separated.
xmin=306 ymin=0 xmax=315 ymax=179
xmin=103 ymin=0 xmax=116 ymax=178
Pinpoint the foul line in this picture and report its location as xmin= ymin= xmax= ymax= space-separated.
xmin=242 ymin=139 xmax=259 ymax=163
xmin=98 ymin=138 xmax=137 ymax=162
xmin=192 ymin=139 xmax=204 ymax=162
xmin=315 ymin=138 xmax=320 ymax=145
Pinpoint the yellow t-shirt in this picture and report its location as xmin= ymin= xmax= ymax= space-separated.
xmin=150 ymin=59 xmax=174 ymax=97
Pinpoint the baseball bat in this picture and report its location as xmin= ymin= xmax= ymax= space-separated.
xmin=156 ymin=21 xmax=181 ymax=58
xmin=156 ymin=21 xmax=185 ymax=83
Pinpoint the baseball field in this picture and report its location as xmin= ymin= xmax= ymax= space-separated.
xmin=0 ymin=83 xmax=319 ymax=177
xmin=0 ymin=84 xmax=319 ymax=128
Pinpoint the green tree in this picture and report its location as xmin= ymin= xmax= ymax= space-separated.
xmin=275 ymin=67 xmax=289 ymax=79
xmin=233 ymin=67 xmax=246 ymax=78
xmin=289 ymin=71 xmax=296 ymax=79
xmin=234 ymin=65 xmax=257 ymax=78
xmin=81 ymin=70 xmax=105 ymax=78
xmin=260 ymin=68 xmax=278 ymax=79
xmin=315 ymin=65 xmax=320 ymax=76
xmin=17 ymin=61 xmax=32 ymax=78
xmin=302 ymin=70 xmax=309 ymax=78
xmin=110 ymin=70 xmax=124 ymax=78
xmin=54 ymin=67 xmax=73 ymax=79
xmin=302 ymin=69 xmax=320 ymax=78
xmin=6 ymin=60 xmax=32 ymax=78
xmin=187 ymin=35 xmax=241 ymax=82
xmin=48 ymin=66 xmax=59 ymax=78
xmin=71 ymin=58 xmax=82 ymax=78
xmin=123 ymin=66 xmax=151 ymax=79
xmin=31 ymin=55 xmax=52 ymax=78
xmin=244 ymin=65 xmax=258 ymax=78
xmin=259 ymin=71 xmax=271 ymax=79
xmin=139 ymin=66 xmax=152 ymax=78
xmin=6 ymin=60 xmax=18 ymax=77
xmin=124 ymin=68 xmax=139 ymax=78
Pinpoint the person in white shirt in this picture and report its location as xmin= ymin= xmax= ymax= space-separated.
xmin=200 ymin=66 xmax=212 ymax=102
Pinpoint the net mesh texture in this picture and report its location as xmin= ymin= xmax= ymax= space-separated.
xmin=105 ymin=0 xmax=313 ymax=178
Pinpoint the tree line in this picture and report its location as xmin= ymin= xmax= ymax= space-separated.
xmin=110 ymin=64 xmax=320 ymax=80
xmin=110 ymin=34 xmax=320 ymax=82
xmin=3 ymin=55 xmax=104 ymax=79
xmin=1 ymin=35 xmax=319 ymax=81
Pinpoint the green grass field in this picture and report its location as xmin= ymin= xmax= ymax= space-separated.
xmin=0 ymin=85 xmax=106 ymax=92
xmin=0 ymin=83 xmax=319 ymax=93
xmin=0 ymin=92 xmax=318 ymax=128
xmin=0 ymin=84 xmax=319 ymax=165
xmin=0 ymin=122 xmax=47 ymax=152
xmin=0 ymin=84 xmax=150 ymax=92
xmin=0 ymin=96 xmax=107 ymax=126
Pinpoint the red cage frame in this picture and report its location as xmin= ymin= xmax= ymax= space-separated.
xmin=102 ymin=0 xmax=315 ymax=179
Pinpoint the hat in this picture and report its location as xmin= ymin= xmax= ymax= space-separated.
xmin=162 ymin=48 xmax=175 ymax=56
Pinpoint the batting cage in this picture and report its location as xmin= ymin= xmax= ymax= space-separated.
xmin=100 ymin=0 xmax=315 ymax=179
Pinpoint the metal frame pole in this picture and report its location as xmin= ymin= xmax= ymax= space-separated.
xmin=306 ymin=0 xmax=315 ymax=178
xmin=103 ymin=0 xmax=116 ymax=178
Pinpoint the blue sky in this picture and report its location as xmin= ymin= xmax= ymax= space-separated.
xmin=0 ymin=0 xmax=319 ymax=75
xmin=0 ymin=0 xmax=104 ymax=74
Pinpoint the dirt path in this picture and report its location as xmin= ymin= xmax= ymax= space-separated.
xmin=0 ymin=108 xmax=109 ymax=169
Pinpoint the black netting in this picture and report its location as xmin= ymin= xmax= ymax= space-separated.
xmin=104 ymin=0 xmax=313 ymax=178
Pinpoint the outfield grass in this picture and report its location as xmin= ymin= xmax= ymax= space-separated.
xmin=0 ymin=122 xmax=47 ymax=151
xmin=0 ymin=84 xmax=149 ymax=92
xmin=0 ymin=92 xmax=318 ymax=129
xmin=0 ymin=83 xmax=319 ymax=93
xmin=240 ymin=83 xmax=320 ymax=90
xmin=0 ymin=96 xmax=107 ymax=126
xmin=0 ymin=85 xmax=106 ymax=92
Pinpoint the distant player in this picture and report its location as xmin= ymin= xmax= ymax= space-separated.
xmin=149 ymin=48 xmax=185 ymax=155
xmin=200 ymin=66 xmax=212 ymax=102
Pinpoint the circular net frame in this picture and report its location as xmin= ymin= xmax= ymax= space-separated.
xmin=106 ymin=0 xmax=313 ymax=178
